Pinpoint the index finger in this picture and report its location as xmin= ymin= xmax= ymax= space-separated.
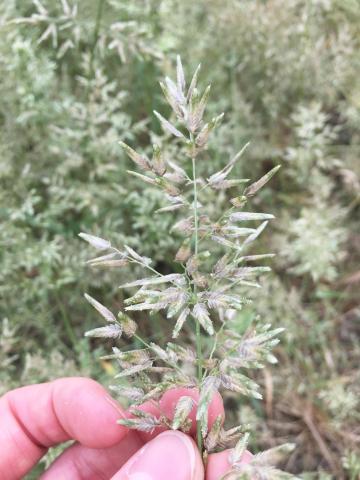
xmin=130 ymin=387 xmax=225 ymax=442
xmin=0 ymin=377 xmax=128 ymax=479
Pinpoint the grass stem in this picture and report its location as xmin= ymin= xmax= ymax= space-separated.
xmin=89 ymin=0 xmax=105 ymax=79
xmin=192 ymin=156 xmax=203 ymax=453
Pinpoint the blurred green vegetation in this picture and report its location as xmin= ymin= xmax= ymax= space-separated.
xmin=0 ymin=0 xmax=359 ymax=478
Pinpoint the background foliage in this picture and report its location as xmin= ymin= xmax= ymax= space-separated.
xmin=0 ymin=1 xmax=359 ymax=478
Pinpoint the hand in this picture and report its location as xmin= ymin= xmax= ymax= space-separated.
xmin=0 ymin=377 xmax=252 ymax=479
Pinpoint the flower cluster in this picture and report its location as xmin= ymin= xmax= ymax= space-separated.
xmin=80 ymin=57 xmax=296 ymax=478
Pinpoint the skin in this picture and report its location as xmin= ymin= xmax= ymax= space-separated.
xmin=0 ymin=377 xmax=252 ymax=480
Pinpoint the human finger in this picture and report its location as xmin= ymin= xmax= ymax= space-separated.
xmin=0 ymin=377 xmax=128 ymax=479
xmin=111 ymin=430 xmax=204 ymax=480
xmin=40 ymin=430 xmax=143 ymax=480
xmin=205 ymin=449 xmax=253 ymax=480
xmin=134 ymin=387 xmax=225 ymax=442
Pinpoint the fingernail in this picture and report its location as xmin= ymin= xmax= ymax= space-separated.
xmin=125 ymin=431 xmax=198 ymax=480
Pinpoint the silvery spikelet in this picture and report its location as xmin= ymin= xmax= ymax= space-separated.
xmin=80 ymin=57 xmax=298 ymax=479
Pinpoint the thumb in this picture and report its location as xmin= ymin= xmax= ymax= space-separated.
xmin=111 ymin=430 xmax=204 ymax=480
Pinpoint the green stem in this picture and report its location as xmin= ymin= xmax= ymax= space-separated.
xmin=134 ymin=333 xmax=152 ymax=350
xmin=112 ymin=247 xmax=175 ymax=284
xmin=54 ymin=291 xmax=77 ymax=348
xmin=89 ymin=0 xmax=105 ymax=79
xmin=192 ymin=156 xmax=203 ymax=453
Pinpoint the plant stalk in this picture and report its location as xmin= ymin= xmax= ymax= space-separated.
xmin=89 ymin=0 xmax=105 ymax=79
xmin=192 ymin=156 xmax=203 ymax=453
xmin=54 ymin=291 xmax=77 ymax=348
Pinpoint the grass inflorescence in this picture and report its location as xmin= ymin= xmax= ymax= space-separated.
xmin=80 ymin=57 xmax=297 ymax=478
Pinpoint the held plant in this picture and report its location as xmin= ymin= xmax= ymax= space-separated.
xmin=80 ymin=57 xmax=296 ymax=479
